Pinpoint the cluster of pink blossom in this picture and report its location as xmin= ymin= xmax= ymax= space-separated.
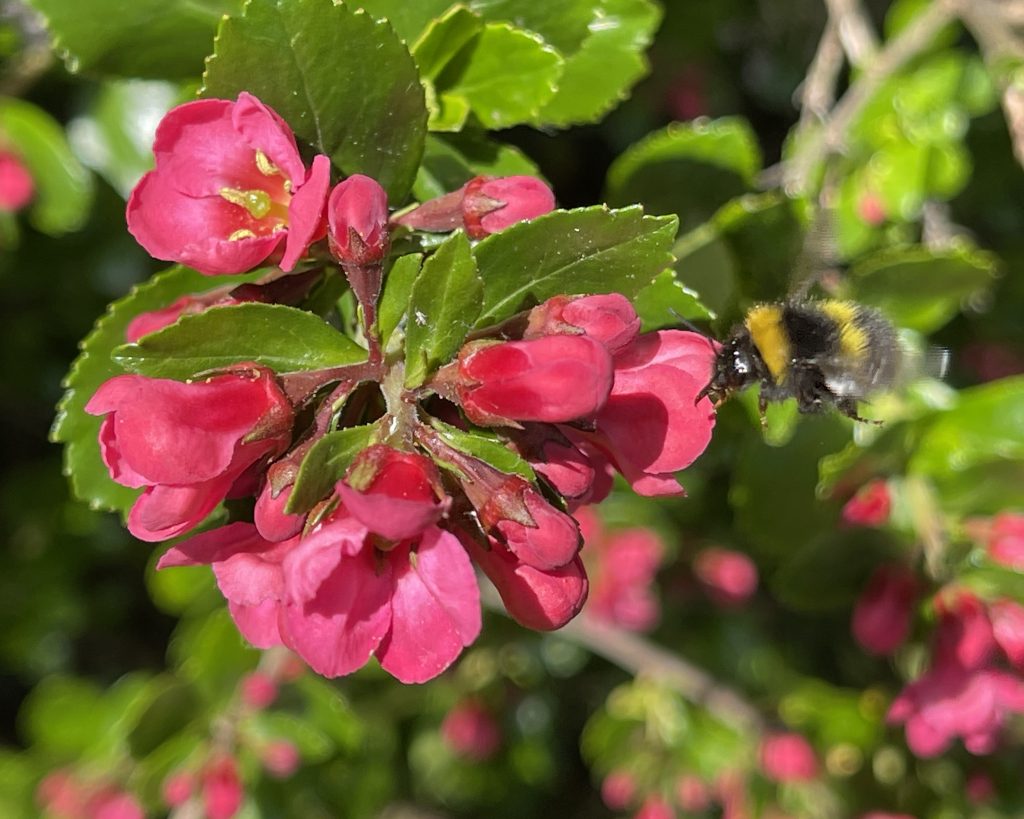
xmin=87 ymin=92 xmax=717 ymax=684
xmin=36 ymin=771 xmax=143 ymax=819
xmin=887 ymin=589 xmax=1024 ymax=757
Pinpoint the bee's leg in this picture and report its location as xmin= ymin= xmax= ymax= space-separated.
xmin=835 ymin=396 xmax=883 ymax=425
xmin=758 ymin=388 xmax=768 ymax=429
xmin=789 ymin=364 xmax=827 ymax=414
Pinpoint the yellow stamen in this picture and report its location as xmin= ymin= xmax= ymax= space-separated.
xmin=255 ymin=150 xmax=280 ymax=176
xmin=227 ymin=228 xmax=257 ymax=241
xmin=219 ymin=187 xmax=273 ymax=219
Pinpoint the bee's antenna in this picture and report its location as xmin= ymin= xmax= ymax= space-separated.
xmin=668 ymin=308 xmax=705 ymax=335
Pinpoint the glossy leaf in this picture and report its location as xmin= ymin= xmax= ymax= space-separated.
xmin=411 ymin=4 xmax=484 ymax=81
xmin=51 ymin=266 xmax=266 ymax=515
xmin=113 ymin=303 xmax=367 ymax=379
xmin=847 ymin=242 xmax=998 ymax=333
xmin=473 ymin=205 xmax=677 ymax=327
xmin=405 ymin=231 xmax=482 ymax=388
xmin=27 ymin=0 xmax=242 ymax=79
xmin=632 ymin=268 xmax=714 ymax=331
xmin=203 ymin=0 xmax=427 ymax=201
xmin=287 ymin=424 xmax=378 ymax=514
xmin=0 ymin=98 xmax=94 ymax=235
xmin=605 ymin=118 xmax=760 ymax=228
xmin=435 ymin=23 xmax=563 ymax=129
xmin=430 ymin=420 xmax=536 ymax=480
xmin=413 ymin=131 xmax=541 ymax=201
xmin=378 ymin=253 xmax=423 ymax=347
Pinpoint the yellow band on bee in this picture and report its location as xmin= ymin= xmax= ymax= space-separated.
xmin=745 ymin=304 xmax=789 ymax=381
xmin=821 ymin=300 xmax=869 ymax=362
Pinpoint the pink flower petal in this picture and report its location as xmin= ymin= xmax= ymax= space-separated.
xmin=231 ymin=91 xmax=306 ymax=185
xmin=280 ymin=154 xmax=331 ymax=271
xmin=128 ymin=477 xmax=233 ymax=542
xmin=229 ymin=600 xmax=285 ymax=649
xmin=281 ymin=515 xmax=367 ymax=603
xmin=157 ymin=521 xmax=278 ymax=568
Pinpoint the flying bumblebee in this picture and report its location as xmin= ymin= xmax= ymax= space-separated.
xmin=696 ymin=298 xmax=904 ymax=424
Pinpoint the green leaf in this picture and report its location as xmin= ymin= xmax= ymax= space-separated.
xmin=632 ymin=268 xmax=714 ymax=331
xmin=67 ymin=79 xmax=181 ymax=198
xmin=431 ymin=420 xmax=535 ymax=480
xmin=605 ymin=118 xmax=760 ymax=229
xmin=413 ymin=131 xmax=541 ymax=201
xmin=0 ymin=98 xmax=94 ymax=235
xmin=536 ymin=0 xmax=661 ymax=126
xmin=113 ymin=303 xmax=367 ymax=379
xmin=847 ymin=242 xmax=998 ymax=333
xmin=909 ymin=376 xmax=1024 ymax=513
xmin=473 ymin=206 xmax=678 ymax=327
xmin=27 ymin=0 xmax=242 ymax=79
xmin=127 ymin=677 xmax=201 ymax=757
xmin=378 ymin=253 xmax=423 ymax=347
xmin=411 ymin=4 xmax=483 ymax=80
xmin=52 ymin=266 xmax=265 ymax=515
xmin=435 ymin=23 xmax=563 ymax=129
xmin=203 ymin=0 xmax=427 ymax=201
xmin=287 ymin=424 xmax=378 ymax=514
xmin=405 ymin=232 xmax=482 ymax=388
xmin=251 ymin=711 xmax=334 ymax=762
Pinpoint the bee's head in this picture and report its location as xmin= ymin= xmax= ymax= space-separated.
xmin=696 ymin=332 xmax=760 ymax=406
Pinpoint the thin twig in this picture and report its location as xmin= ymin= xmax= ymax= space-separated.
xmin=824 ymin=0 xmax=879 ymax=67
xmin=785 ymin=0 xmax=958 ymax=194
xmin=796 ymin=19 xmax=845 ymax=134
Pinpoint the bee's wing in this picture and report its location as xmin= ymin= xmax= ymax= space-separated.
xmin=789 ymin=205 xmax=840 ymax=300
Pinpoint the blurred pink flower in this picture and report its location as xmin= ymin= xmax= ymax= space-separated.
xmin=842 ymin=480 xmax=891 ymax=527
xmin=759 ymin=732 xmax=819 ymax=782
xmin=441 ymin=699 xmax=502 ymax=761
xmin=987 ymin=512 xmax=1024 ymax=570
xmin=0 ymin=150 xmax=34 ymax=212
xmin=202 ymin=755 xmax=243 ymax=819
xmin=693 ymin=547 xmax=758 ymax=607
xmin=601 ymin=770 xmax=636 ymax=810
xmin=240 ymin=671 xmax=278 ymax=709
xmin=262 ymin=741 xmax=300 ymax=778
xmin=852 ymin=564 xmax=918 ymax=656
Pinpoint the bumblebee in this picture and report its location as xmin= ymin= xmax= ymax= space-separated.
xmin=697 ymin=299 xmax=903 ymax=424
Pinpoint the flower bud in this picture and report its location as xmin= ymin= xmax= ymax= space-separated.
xmin=842 ymin=480 xmax=891 ymax=527
xmin=759 ymin=732 xmax=819 ymax=783
xmin=852 ymin=564 xmax=918 ymax=656
xmin=0 ymin=150 xmax=34 ymax=212
xmin=441 ymin=699 xmax=502 ymax=761
xmin=454 ymin=335 xmax=613 ymax=426
xmin=262 ymin=740 xmax=300 ymax=778
xmin=601 ymin=770 xmax=636 ymax=810
xmin=967 ymin=771 xmax=995 ymax=804
xmin=327 ymin=174 xmax=389 ymax=265
xmin=202 ymin=755 xmax=243 ymax=819
xmin=494 ymin=486 xmax=581 ymax=570
xmin=990 ymin=599 xmax=1024 ymax=668
xmin=337 ymin=445 xmax=448 ymax=541
xmin=525 ymin=293 xmax=641 ymax=354
xmin=675 ymin=775 xmax=711 ymax=812
xmin=91 ymin=790 xmax=145 ymax=819
xmin=462 ymin=175 xmax=555 ymax=239
xmin=162 ymin=770 xmax=194 ymax=808
xmin=933 ymin=590 xmax=996 ymax=670
xmin=254 ymin=482 xmax=305 ymax=542
xmin=634 ymin=795 xmax=673 ymax=819
xmin=987 ymin=512 xmax=1024 ymax=569
xmin=693 ymin=547 xmax=758 ymax=607
xmin=240 ymin=671 xmax=278 ymax=709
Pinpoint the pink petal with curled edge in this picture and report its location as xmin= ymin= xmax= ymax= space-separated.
xmin=377 ymin=528 xmax=481 ymax=683
xmin=126 ymin=171 xmax=283 ymax=275
xmin=231 ymin=92 xmax=306 ymax=186
xmin=337 ymin=482 xmax=443 ymax=541
xmin=280 ymin=154 xmax=330 ymax=271
xmin=128 ymin=477 xmax=234 ymax=542
xmin=229 ymin=600 xmax=284 ymax=649
xmin=157 ymin=521 xmax=278 ymax=568
xmin=282 ymin=514 xmax=368 ymax=604
xmin=279 ymin=547 xmax=392 ymax=677
xmin=97 ymin=415 xmax=147 ymax=489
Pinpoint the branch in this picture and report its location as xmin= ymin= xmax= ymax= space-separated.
xmin=784 ymin=0 xmax=958 ymax=193
xmin=824 ymin=0 xmax=879 ymax=67
xmin=558 ymin=614 xmax=767 ymax=735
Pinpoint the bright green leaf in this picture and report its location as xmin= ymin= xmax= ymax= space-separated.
xmin=473 ymin=205 xmax=678 ymax=327
xmin=287 ymin=424 xmax=378 ymax=514
xmin=0 ymin=98 xmax=93 ymax=235
xmin=378 ymin=253 xmax=423 ymax=347
xmin=413 ymin=131 xmax=541 ymax=201
xmin=27 ymin=0 xmax=242 ymax=79
xmin=405 ymin=231 xmax=481 ymax=388
xmin=430 ymin=419 xmax=535 ymax=480
xmin=412 ymin=4 xmax=483 ymax=80
xmin=632 ymin=268 xmax=714 ymax=331
xmin=435 ymin=23 xmax=562 ymax=129
xmin=51 ymin=266 xmax=266 ymax=515
xmin=113 ymin=303 xmax=368 ymax=379
xmin=203 ymin=0 xmax=427 ymax=201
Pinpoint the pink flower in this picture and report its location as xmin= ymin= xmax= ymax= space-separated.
xmin=85 ymin=367 xmax=294 ymax=542
xmin=240 ymin=671 xmax=278 ymax=709
xmin=843 ymin=480 xmax=892 ymax=526
xmin=37 ymin=769 xmax=87 ymax=818
xmin=987 ymin=512 xmax=1024 ymax=569
xmin=336 ymin=445 xmax=447 ymax=541
xmin=261 ymin=741 xmax=300 ymax=778
xmin=852 ymin=564 xmax=918 ymax=656
xmin=440 ymin=699 xmax=502 ymax=761
xmin=124 ymin=289 xmax=238 ymax=342
xmin=202 ymin=756 xmax=243 ymax=819
xmin=0 ymin=150 xmax=34 ymax=212
xmin=461 ymin=534 xmax=588 ymax=630
xmin=933 ymin=591 xmax=996 ymax=670
xmin=327 ymin=174 xmax=389 ymax=265
xmin=634 ymin=795 xmax=674 ymax=819
xmin=91 ymin=791 xmax=144 ymax=819
xmin=453 ymin=335 xmax=614 ymax=426
xmin=990 ymin=599 xmax=1024 ymax=669
xmin=759 ymin=732 xmax=819 ymax=782
xmin=693 ymin=547 xmax=758 ymax=607
xmin=127 ymin=92 xmax=330 ymax=275
xmin=161 ymin=770 xmax=194 ymax=807
xmin=601 ymin=771 xmax=636 ymax=810
xmin=966 ymin=770 xmax=995 ymax=803
xmin=254 ymin=481 xmax=305 ymax=542
xmin=577 ymin=507 xmax=664 ymax=631
xmin=463 ymin=175 xmax=555 ymax=238
xmin=578 ymin=330 xmax=716 ymax=496
xmin=158 ymin=514 xmax=482 ymax=683
xmin=856 ymin=193 xmax=887 ymax=226
xmin=675 ymin=775 xmax=711 ymax=812
xmin=526 ymin=294 xmax=641 ymax=355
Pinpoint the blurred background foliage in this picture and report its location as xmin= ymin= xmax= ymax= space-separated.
xmin=1 ymin=0 xmax=1024 ymax=816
